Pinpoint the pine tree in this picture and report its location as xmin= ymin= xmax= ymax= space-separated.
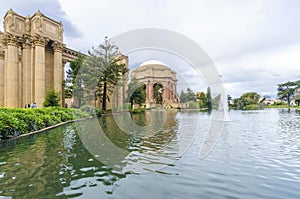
xmin=82 ymin=37 xmax=128 ymax=110
xmin=43 ymin=88 xmax=61 ymax=107
xmin=206 ymin=87 xmax=212 ymax=111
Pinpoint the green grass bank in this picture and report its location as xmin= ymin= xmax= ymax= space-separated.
xmin=0 ymin=107 xmax=90 ymax=140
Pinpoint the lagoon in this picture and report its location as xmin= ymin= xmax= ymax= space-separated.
xmin=0 ymin=109 xmax=300 ymax=198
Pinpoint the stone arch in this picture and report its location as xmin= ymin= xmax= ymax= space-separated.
xmin=130 ymin=60 xmax=179 ymax=109
xmin=153 ymin=82 xmax=164 ymax=105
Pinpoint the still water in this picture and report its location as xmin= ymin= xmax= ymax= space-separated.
xmin=0 ymin=109 xmax=300 ymax=199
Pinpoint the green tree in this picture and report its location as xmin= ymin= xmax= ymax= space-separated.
xmin=43 ymin=88 xmax=61 ymax=107
xmin=295 ymin=88 xmax=300 ymax=106
xmin=83 ymin=37 xmax=128 ymax=110
xmin=232 ymin=92 xmax=261 ymax=110
xmin=206 ymin=87 xmax=212 ymax=111
xmin=127 ymin=78 xmax=146 ymax=109
xmin=65 ymin=55 xmax=85 ymax=107
xmin=197 ymin=92 xmax=207 ymax=108
xmin=240 ymin=92 xmax=260 ymax=104
xmin=153 ymin=84 xmax=163 ymax=104
xmin=180 ymin=88 xmax=196 ymax=103
xmin=277 ymin=81 xmax=300 ymax=106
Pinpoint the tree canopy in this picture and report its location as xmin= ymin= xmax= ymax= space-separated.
xmin=232 ymin=92 xmax=261 ymax=110
xmin=277 ymin=80 xmax=300 ymax=106
xmin=43 ymin=87 xmax=61 ymax=107
xmin=197 ymin=92 xmax=207 ymax=108
xmin=80 ymin=37 xmax=128 ymax=110
xmin=127 ymin=78 xmax=146 ymax=109
xmin=180 ymin=88 xmax=196 ymax=103
xmin=65 ymin=55 xmax=85 ymax=107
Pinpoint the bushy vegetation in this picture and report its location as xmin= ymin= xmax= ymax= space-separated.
xmin=0 ymin=107 xmax=89 ymax=140
xmin=43 ymin=88 xmax=61 ymax=107
xmin=130 ymin=107 xmax=146 ymax=114
xmin=231 ymin=92 xmax=263 ymax=110
xmin=277 ymin=80 xmax=300 ymax=106
xmin=79 ymin=105 xmax=104 ymax=117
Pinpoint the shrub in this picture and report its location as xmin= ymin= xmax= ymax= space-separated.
xmin=43 ymin=88 xmax=61 ymax=107
xmin=130 ymin=108 xmax=146 ymax=114
xmin=80 ymin=105 xmax=97 ymax=117
xmin=244 ymin=104 xmax=263 ymax=110
xmin=0 ymin=107 xmax=89 ymax=140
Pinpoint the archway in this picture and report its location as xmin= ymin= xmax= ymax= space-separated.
xmin=153 ymin=83 xmax=164 ymax=105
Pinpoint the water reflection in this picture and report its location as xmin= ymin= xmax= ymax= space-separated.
xmin=1 ymin=109 xmax=299 ymax=198
xmin=76 ymin=111 xmax=192 ymax=173
xmin=0 ymin=111 xmax=200 ymax=198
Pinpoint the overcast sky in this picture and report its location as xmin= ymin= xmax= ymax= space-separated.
xmin=1 ymin=0 xmax=300 ymax=98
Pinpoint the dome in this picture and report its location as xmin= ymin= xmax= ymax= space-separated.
xmin=140 ymin=60 xmax=167 ymax=67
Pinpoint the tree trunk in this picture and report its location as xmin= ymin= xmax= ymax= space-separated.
xmin=102 ymin=81 xmax=107 ymax=110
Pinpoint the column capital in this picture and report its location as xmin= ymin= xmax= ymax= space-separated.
xmin=1 ymin=33 xmax=20 ymax=47
xmin=32 ymin=34 xmax=48 ymax=47
xmin=21 ymin=35 xmax=32 ymax=48
xmin=0 ymin=51 xmax=4 ymax=59
xmin=52 ymin=41 xmax=63 ymax=52
xmin=62 ymin=58 xmax=68 ymax=65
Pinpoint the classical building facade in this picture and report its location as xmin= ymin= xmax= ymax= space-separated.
xmin=130 ymin=60 xmax=179 ymax=108
xmin=0 ymin=9 xmax=81 ymax=108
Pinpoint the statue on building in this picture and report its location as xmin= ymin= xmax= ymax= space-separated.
xmin=59 ymin=21 xmax=64 ymax=38
xmin=5 ymin=9 xmax=15 ymax=33
xmin=34 ymin=10 xmax=43 ymax=33
xmin=25 ymin=16 xmax=31 ymax=33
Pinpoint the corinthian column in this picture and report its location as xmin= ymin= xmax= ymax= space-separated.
xmin=52 ymin=42 xmax=63 ymax=101
xmin=4 ymin=35 xmax=19 ymax=107
xmin=0 ymin=51 xmax=4 ymax=106
xmin=33 ymin=35 xmax=48 ymax=107
xmin=22 ymin=38 xmax=32 ymax=106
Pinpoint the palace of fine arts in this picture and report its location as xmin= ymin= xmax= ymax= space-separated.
xmin=1 ymin=4 xmax=300 ymax=199
xmin=0 ymin=9 xmax=180 ymax=110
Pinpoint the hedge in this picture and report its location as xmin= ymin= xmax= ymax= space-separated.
xmin=0 ymin=107 xmax=90 ymax=140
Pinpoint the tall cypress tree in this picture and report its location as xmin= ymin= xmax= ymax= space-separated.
xmin=83 ymin=37 xmax=128 ymax=110
xmin=206 ymin=87 xmax=212 ymax=111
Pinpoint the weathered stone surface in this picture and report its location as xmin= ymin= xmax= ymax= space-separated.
xmin=0 ymin=9 xmax=81 ymax=107
xmin=131 ymin=60 xmax=180 ymax=108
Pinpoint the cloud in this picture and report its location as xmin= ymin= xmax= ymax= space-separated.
xmin=0 ymin=0 xmax=82 ymax=38
xmin=2 ymin=0 xmax=299 ymax=99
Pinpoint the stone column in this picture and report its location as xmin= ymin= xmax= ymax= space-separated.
xmin=5 ymin=36 xmax=19 ymax=107
xmin=164 ymin=82 xmax=168 ymax=100
xmin=146 ymin=81 xmax=150 ymax=100
xmin=33 ymin=35 xmax=48 ymax=107
xmin=18 ymin=47 xmax=22 ymax=107
xmin=149 ymin=81 xmax=153 ymax=101
xmin=0 ymin=51 xmax=4 ymax=106
xmin=52 ymin=42 xmax=63 ymax=105
xmin=171 ymin=83 xmax=175 ymax=101
xmin=62 ymin=59 xmax=67 ymax=107
xmin=118 ymin=84 xmax=124 ymax=108
xmin=168 ymin=81 xmax=171 ymax=100
xmin=22 ymin=39 xmax=32 ymax=105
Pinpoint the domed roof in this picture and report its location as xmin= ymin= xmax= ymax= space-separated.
xmin=140 ymin=60 xmax=167 ymax=67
